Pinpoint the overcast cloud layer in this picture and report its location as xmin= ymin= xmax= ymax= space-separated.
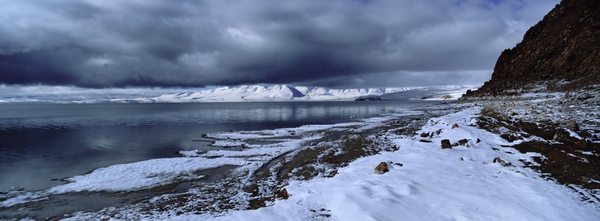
xmin=0 ymin=0 xmax=558 ymax=88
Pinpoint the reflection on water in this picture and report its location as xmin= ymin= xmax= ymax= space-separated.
xmin=0 ymin=101 xmax=435 ymax=191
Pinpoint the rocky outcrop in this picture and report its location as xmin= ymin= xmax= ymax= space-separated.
xmin=470 ymin=0 xmax=600 ymax=96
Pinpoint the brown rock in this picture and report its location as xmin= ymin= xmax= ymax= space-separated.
xmin=457 ymin=139 xmax=469 ymax=146
xmin=451 ymin=123 xmax=459 ymax=129
xmin=441 ymin=139 xmax=452 ymax=149
xmin=493 ymin=157 xmax=511 ymax=167
xmin=435 ymin=129 xmax=442 ymax=135
xmin=374 ymin=162 xmax=390 ymax=174
xmin=420 ymin=132 xmax=430 ymax=138
xmin=276 ymin=188 xmax=289 ymax=199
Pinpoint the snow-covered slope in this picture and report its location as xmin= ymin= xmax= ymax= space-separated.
xmin=356 ymin=85 xmax=479 ymax=101
xmin=147 ymin=85 xmax=309 ymax=102
xmin=120 ymin=85 xmax=476 ymax=103
xmin=165 ymin=107 xmax=600 ymax=221
xmin=138 ymin=85 xmax=404 ymax=103
xmin=0 ymin=84 xmax=476 ymax=103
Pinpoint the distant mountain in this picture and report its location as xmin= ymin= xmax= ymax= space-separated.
xmin=113 ymin=85 xmax=476 ymax=103
xmin=355 ymin=86 xmax=476 ymax=101
xmin=469 ymin=0 xmax=600 ymax=96
xmin=0 ymin=84 xmax=475 ymax=103
xmin=118 ymin=85 xmax=410 ymax=103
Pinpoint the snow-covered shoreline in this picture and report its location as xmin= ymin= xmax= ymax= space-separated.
xmin=162 ymin=105 xmax=599 ymax=221
xmin=2 ymin=96 xmax=599 ymax=220
xmin=1 ymin=107 xmax=427 ymax=219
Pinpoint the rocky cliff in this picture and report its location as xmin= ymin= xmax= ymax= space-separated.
xmin=470 ymin=0 xmax=600 ymax=96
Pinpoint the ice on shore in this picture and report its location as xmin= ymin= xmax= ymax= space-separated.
xmin=47 ymin=157 xmax=247 ymax=193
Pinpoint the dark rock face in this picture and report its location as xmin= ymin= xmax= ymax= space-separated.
xmin=472 ymin=0 xmax=600 ymax=96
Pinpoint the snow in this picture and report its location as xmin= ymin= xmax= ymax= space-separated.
xmin=163 ymin=107 xmax=600 ymax=221
xmin=146 ymin=85 xmax=400 ymax=102
xmin=0 ymin=192 xmax=48 ymax=208
xmin=3 ymin=101 xmax=599 ymax=220
xmin=0 ymin=84 xmax=475 ymax=103
xmin=47 ymin=157 xmax=249 ymax=193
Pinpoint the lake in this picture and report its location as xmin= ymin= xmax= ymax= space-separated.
xmin=0 ymin=101 xmax=436 ymax=191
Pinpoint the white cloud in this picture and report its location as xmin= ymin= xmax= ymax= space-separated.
xmin=86 ymin=57 xmax=114 ymax=67
xmin=226 ymin=28 xmax=264 ymax=46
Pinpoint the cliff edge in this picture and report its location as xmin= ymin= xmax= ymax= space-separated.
xmin=469 ymin=0 xmax=600 ymax=96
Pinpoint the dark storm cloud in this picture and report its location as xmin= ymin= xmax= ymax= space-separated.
xmin=0 ymin=0 xmax=558 ymax=88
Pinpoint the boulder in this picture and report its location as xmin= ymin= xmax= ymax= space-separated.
xmin=493 ymin=157 xmax=511 ymax=167
xmin=457 ymin=139 xmax=469 ymax=146
xmin=441 ymin=139 xmax=452 ymax=149
xmin=374 ymin=162 xmax=390 ymax=174
xmin=451 ymin=123 xmax=459 ymax=129
xmin=275 ymin=188 xmax=289 ymax=199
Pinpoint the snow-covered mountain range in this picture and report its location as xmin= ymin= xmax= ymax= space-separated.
xmin=0 ymin=84 xmax=477 ymax=103
xmin=116 ymin=85 xmax=476 ymax=103
xmin=135 ymin=85 xmax=400 ymax=103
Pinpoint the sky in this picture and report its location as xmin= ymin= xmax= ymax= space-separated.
xmin=0 ymin=0 xmax=559 ymax=89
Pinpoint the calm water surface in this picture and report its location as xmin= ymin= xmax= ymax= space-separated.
xmin=0 ymin=101 xmax=435 ymax=191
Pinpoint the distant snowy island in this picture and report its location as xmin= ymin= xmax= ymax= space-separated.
xmin=0 ymin=84 xmax=477 ymax=103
